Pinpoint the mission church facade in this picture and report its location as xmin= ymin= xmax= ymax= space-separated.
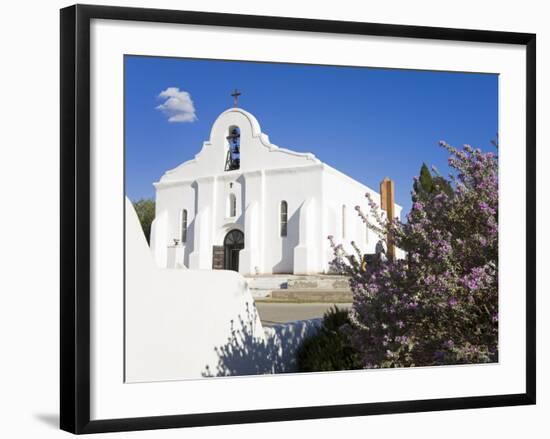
xmin=150 ymin=104 xmax=402 ymax=275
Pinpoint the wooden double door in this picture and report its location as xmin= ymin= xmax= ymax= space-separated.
xmin=212 ymin=229 xmax=244 ymax=272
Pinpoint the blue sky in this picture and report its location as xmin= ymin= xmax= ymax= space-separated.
xmin=125 ymin=56 xmax=498 ymax=215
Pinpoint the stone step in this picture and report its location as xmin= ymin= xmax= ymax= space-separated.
xmin=245 ymin=277 xmax=289 ymax=291
xmin=258 ymin=289 xmax=353 ymax=303
xmin=286 ymin=277 xmax=349 ymax=290
xmin=245 ymin=274 xmax=352 ymax=301
xmin=245 ymin=274 xmax=350 ymax=290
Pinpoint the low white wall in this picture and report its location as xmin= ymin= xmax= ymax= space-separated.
xmin=125 ymin=197 xmax=265 ymax=382
xmin=126 ymin=197 xmax=321 ymax=382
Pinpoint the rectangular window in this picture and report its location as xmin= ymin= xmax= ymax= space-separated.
xmin=280 ymin=201 xmax=288 ymax=237
xmin=342 ymin=205 xmax=346 ymax=239
xmin=180 ymin=209 xmax=188 ymax=243
xmin=229 ymin=194 xmax=237 ymax=217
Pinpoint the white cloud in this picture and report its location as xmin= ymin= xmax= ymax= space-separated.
xmin=156 ymin=87 xmax=197 ymax=123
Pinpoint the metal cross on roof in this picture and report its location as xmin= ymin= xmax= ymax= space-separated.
xmin=231 ymin=89 xmax=241 ymax=107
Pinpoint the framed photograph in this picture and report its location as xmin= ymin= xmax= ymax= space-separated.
xmin=60 ymin=4 xmax=536 ymax=434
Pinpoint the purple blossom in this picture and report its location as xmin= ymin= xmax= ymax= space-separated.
xmin=444 ymin=339 xmax=455 ymax=349
xmin=328 ymin=141 xmax=498 ymax=368
xmin=479 ymin=201 xmax=490 ymax=211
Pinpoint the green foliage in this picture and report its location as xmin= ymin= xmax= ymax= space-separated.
xmin=133 ymin=198 xmax=155 ymax=244
xmin=417 ymin=162 xmax=434 ymax=194
xmin=296 ymin=306 xmax=362 ymax=372
xmin=432 ymin=176 xmax=454 ymax=197
xmin=413 ymin=162 xmax=453 ymax=202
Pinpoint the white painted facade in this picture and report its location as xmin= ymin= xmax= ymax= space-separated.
xmin=150 ymin=107 xmax=402 ymax=275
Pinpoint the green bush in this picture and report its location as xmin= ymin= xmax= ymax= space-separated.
xmin=132 ymin=198 xmax=155 ymax=244
xmin=296 ymin=306 xmax=362 ymax=372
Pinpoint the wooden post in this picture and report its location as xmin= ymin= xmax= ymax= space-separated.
xmin=380 ymin=177 xmax=396 ymax=261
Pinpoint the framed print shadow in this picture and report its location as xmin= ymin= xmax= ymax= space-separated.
xmin=60 ymin=4 xmax=536 ymax=434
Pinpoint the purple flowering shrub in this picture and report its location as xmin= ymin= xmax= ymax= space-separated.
xmin=329 ymin=141 xmax=498 ymax=368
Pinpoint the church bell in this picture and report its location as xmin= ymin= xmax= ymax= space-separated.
xmin=227 ymin=127 xmax=240 ymax=143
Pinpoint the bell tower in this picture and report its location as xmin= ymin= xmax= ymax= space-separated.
xmin=224 ymin=89 xmax=243 ymax=171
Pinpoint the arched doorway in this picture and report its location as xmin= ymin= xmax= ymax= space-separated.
xmin=223 ymin=229 xmax=244 ymax=271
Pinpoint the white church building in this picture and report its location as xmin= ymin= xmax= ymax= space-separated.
xmin=150 ymin=105 xmax=402 ymax=275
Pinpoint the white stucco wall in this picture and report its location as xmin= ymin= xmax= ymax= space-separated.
xmin=321 ymin=165 xmax=403 ymax=265
xmin=157 ymin=108 xmax=319 ymax=183
xmin=126 ymin=197 xmax=324 ymax=380
xmin=125 ymin=197 xmax=266 ymax=382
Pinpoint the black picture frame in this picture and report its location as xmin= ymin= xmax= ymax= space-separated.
xmin=60 ymin=4 xmax=536 ymax=434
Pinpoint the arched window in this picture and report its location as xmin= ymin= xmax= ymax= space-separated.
xmin=280 ymin=201 xmax=288 ymax=237
xmin=225 ymin=126 xmax=241 ymax=171
xmin=342 ymin=205 xmax=347 ymax=239
xmin=180 ymin=209 xmax=188 ymax=243
xmin=228 ymin=193 xmax=237 ymax=217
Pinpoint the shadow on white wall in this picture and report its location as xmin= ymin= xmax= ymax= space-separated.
xmin=126 ymin=197 xmax=320 ymax=382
